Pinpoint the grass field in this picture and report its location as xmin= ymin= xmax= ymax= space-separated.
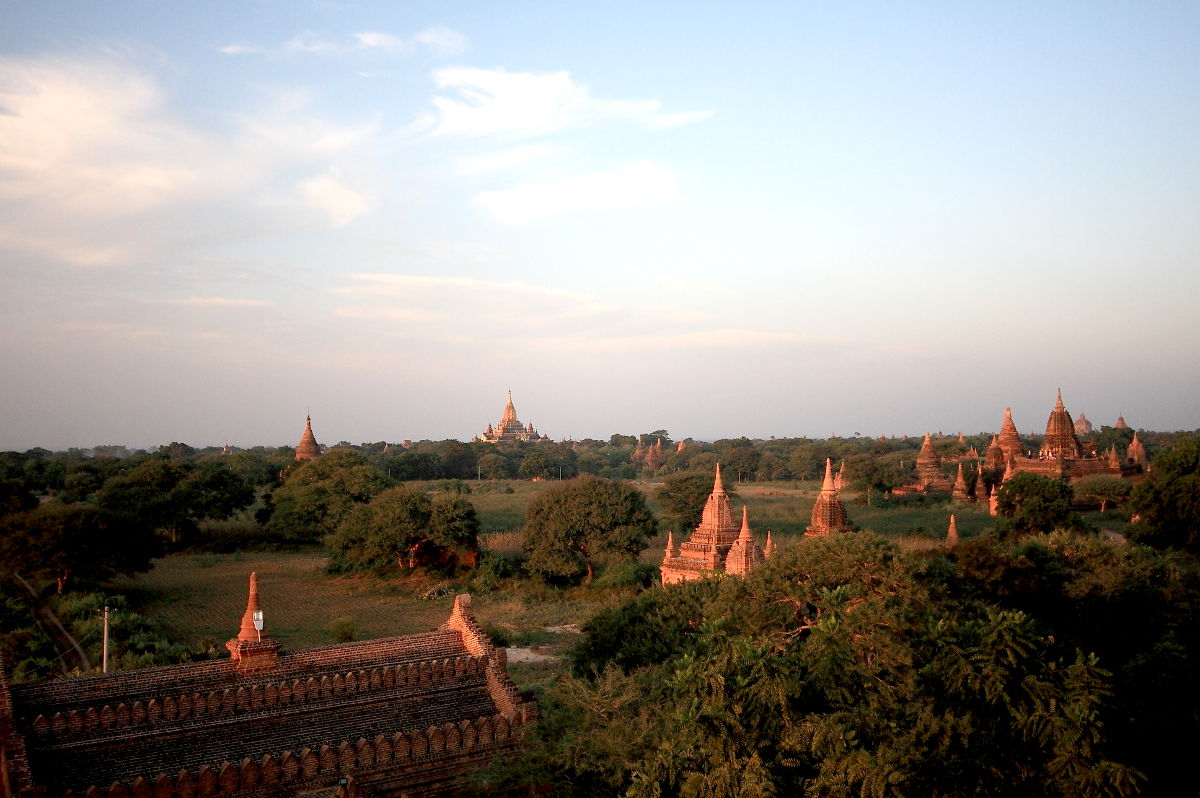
xmin=119 ymin=476 xmax=1114 ymax=690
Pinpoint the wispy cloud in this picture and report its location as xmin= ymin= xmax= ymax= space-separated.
xmin=0 ymin=55 xmax=378 ymax=265
xmin=456 ymin=144 xmax=562 ymax=174
xmin=220 ymin=27 xmax=466 ymax=60
xmin=412 ymin=67 xmax=714 ymax=139
xmin=168 ymin=297 xmax=275 ymax=308
xmin=473 ymin=161 xmax=685 ymax=222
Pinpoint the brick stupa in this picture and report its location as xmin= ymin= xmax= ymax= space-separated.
xmin=806 ymin=458 xmax=851 ymax=537
xmin=661 ymin=465 xmax=765 ymax=584
xmin=294 ymin=414 xmax=321 ymax=461
xmin=724 ymin=506 xmax=766 ymax=576
xmin=1039 ymin=389 xmax=1081 ymax=460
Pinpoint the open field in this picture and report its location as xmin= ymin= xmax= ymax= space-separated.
xmin=122 ymin=477 xmax=1121 ymax=690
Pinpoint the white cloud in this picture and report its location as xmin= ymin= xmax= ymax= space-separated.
xmin=473 ymin=161 xmax=684 ymax=222
xmin=355 ymin=31 xmax=408 ymax=51
xmin=299 ymin=170 xmax=371 ymax=226
xmin=0 ymin=55 xmax=378 ymax=264
xmin=414 ymin=67 xmax=713 ymax=138
xmin=413 ymin=27 xmax=467 ymax=57
xmin=217 ymin=43 xmax=263 ymax=56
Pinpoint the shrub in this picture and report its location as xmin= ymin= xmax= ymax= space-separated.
xmin=326 ymin=617 xmax=357 ymax=642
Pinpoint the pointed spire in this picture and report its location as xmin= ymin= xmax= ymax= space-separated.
xmin=663 ymin=530 xmax=675 ymax=561
xmin=820 ymin=457 xmax=835 ymax=492
xmin=835 ymin=460 xmax=846 ymax=491
xmin=1055 ymin=387 xmax=1065 ymax=411
xmin=714 ymin=462 xmax=726 ymax=494
xmin=295 ymin=414 xmax=321 ymax=461
xmin=237 ymin=572 xmax=265 ymax=642
xmin=738 ymin=505 xmax=753 ymax=541
xmin=763 ymin=530 xmax=775 ymax=558
xmin=946 ymin=515 xmax=959 ymax=547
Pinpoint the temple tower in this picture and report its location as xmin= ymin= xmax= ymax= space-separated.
xmin=916 ymin=433 xmax=952 ymax=491
xmin=806 ymin=458 xmax=850 ymax=537
xmin=476 ymin=391 xmax=545 ymax=443
xmin=1127 ymin=431 xmax=1148 ymax=466
xmin=952 ymin=462 xmax=969 ymax=503
xmin=1074 ymin=412 xmax=1094 ymax=435
xmin=946 ymin=514 xmax=960 ymax=548
xmin=985 ymin=434 xmax=1005 ymax=471
xmin=724 ymin=506 xmax=765 ymax=576
xmin=295 ymin=415 xmax=321 ymax=461
xmin=1115 ymin=414 xmax=1129 ymax=429
xmin=1039 ymin=389 xmax=1081 ymax=460
xmin=660 ymin=464 xmax=745 ymax=584
xmin=973 ymin=462 xmax=989 ymax=503
xmin=225 ymin=572 xmax=280 ymax=673
xmin=998 ymin=407 xmax=1023 ymax=460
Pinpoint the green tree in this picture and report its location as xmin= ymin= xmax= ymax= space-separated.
xmin=264 ymin=451 xmax=391 ymax=542
xmin=519 ymin=449 xmax=553 ymax=480
xmin=428 ymin=494 xmax=482 ymax=567
xmin=477 ymin=451 xmax=511 ymax=479
xmin=523 ymin=477 xmax=657 ymax=584
xmin=655 ymin=469 xmax=737 ymax=532
xmin=995 ymin=472 xmax=1084 ymax=537
xmin=1128 ymin=436 xmax=1200 ymax=553
xmin=0 ymin=503 xmax=161 ymax=594
xmin=326 ymin=486 xmax=431 ymax=569
xmin=1073 ymin=474 xmax=1133 ymax=512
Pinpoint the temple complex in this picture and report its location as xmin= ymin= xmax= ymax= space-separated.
xmin=294 ymin=415 xmax=321 ymax=461
xmin=806 ymin=458 xmax=852 ymax=537
xmin=474 ymin=392 xmax=546 ymax=444
xmin=0 ymin=576 xmax=532 ymax=798
xmin=632 ymin=438 xmax=665 ymax=471
xmin=660 ymin=465 xmax=768 ymax=584
xmin=989 ymin=391 xmax=1145 ymax=484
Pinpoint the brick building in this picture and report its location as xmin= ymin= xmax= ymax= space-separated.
xmin=0 ymin=576 xmax=532 ymax=798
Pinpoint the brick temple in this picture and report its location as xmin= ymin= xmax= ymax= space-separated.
xmin=473 ymin=392 xmax=545 ymax=444
xmin=0 ymin=575 xmax=532 ymax=798
xmin=294 ymin=415 xmax=321 ymax=461
xmin=660 ymin=465 xmax=769 ymax=584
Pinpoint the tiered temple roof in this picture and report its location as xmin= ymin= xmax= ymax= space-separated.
xmin=1127 ymin=431 xmax=1148 ymax=466
xmin=2 ymin=578 xmax=531 ymax=798
xmin=294 ymin=415 xmax=321 ymax=461
xmin=1115 ymin=414 xmax=1129 ymax=429
xmin=724 ymin=507 xmax=765 ymax=576
xmin=915 ymin=433 xmax=953 ymax=492
xmin=1074 ymin=412 xmax=1094 ymax=435
xmin=474 ymin=391 xmax=545 ymax=443
xmin=973 ymin=463 xmax=989 ymax=503
xmin=998 ymin=407 xmax=1023 ymax=460
xmin=806 ymin=458 xmax=851 ymax=537
xmin=661 ymin=465 xmax=767 ymax=584
xmin=1039 ymin=389 xmax=1081 ymax=460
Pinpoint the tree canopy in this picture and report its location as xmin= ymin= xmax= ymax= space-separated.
xmin=523 ymin=477 xmax=657 ymax=584
xmin=1128 ymin=436 xmax=1200 ymax=553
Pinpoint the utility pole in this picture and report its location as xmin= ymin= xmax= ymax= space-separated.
xmin=101 ymin=605 xmax=110 ymax=673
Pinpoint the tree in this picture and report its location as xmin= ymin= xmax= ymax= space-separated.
xmin=655 ymin=469 xmax=737 ymax=532
xmin=96 ymin=455 xmax=254 ymax=544
xmin=1073 ymin=474 xmax=1133 ymax=512
xmin=519 ymin=449 xmax=552 ymax=480
xmin=264 ymin=451 xmax=391 ymax=541
xmin=0 ymin=503 xmax=161 ymax=594
xmin=477 ymin=452 xmax=511 ymax=479
xmin=1128 ymin=436 xmax=1200 ymax=553
xmin=523 ymin=477 xmax=657 ymax=584
xmin=995 ymin=472 xmax=1084 ymax=537
xmin=326 ymin=486 xmax=480 ymax=573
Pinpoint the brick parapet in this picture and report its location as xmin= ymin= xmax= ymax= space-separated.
xmin=442 ymin=596 xmax=529 ymax=720
xmin=1 ymin=655 xmax=34 ymax=798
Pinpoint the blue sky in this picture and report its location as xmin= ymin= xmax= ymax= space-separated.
xmin=1 ymin=1 xmax=1197 ymax=449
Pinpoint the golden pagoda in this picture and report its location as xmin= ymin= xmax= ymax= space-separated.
xmin=475 ymin=391 xmax=546 ymax=443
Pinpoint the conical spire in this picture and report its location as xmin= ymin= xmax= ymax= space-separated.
xmin=820 ymin=457 xmax=835 ymax=492
xmin=1127 ymin=431 xmax=1148 ymax=465
xmin=501 ymin=390 xmax=518 ymax=424
xmin=1055 ymin=388 xmax=1065 ymax=411
xmin=946 ymin=515 xmax=959 ymax=547
xmin=663 ymin=530 xmax=675 ymax=562
xmin=737 ymin=505 xmax=753 ymax=542
xmin=295 ymin=414 xmax=321 ymax=461
xmin=714 ymin=462 xmax=726 ymax=493
xmin=237 ymin=572 xmax=265 ymax=642
xmin=763 ymin=530 xmax=775 ymax=558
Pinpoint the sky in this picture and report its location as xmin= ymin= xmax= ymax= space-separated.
xmin=1 ymin=1 xmax=1198 ymax=450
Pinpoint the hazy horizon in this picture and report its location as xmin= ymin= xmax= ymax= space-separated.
xmin=3 ymin=3 xmax=1198 ymax=451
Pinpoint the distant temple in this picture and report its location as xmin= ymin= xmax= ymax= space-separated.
xmin=991 ymin=391 xmax=1146 ymax=483
xmin=631 ymin=438 xmax=665 ymax=471
xmin=1074 ymin=412 xmax=1094 ymax=435
xmin=474 ymin=392 xmax=546 ymax=444
xmin=1115 ymin=414 xmax=1129 ymax=429
xmin=807 ymin=458 xmax=851 ymax=536
xmin=0 ymin=575 xmax=532 ymax=797
xmin=661 ymin=465 xmax=767 ymax=584
xmin=294 ymin=414 xmax=321 ymax=461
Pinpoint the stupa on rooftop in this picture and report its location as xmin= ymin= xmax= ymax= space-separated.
xmin=474 ymin=391 xmax=546 ymax=443
xmin=661 ymin=465 xmax=767 ymax=584
xmin=806 ymin=458 xmax=852 ymax=537
xmin=294 ymin=414 xmax=321 ymax=461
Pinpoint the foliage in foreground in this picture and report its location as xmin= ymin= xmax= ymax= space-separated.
xmin=487 ymin=530 xmax=1200 ymax=797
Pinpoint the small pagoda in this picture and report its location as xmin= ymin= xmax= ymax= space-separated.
xmin=294 ymin=414 xmax=321 ymax=461
xmin=806 ymin=458 xmax=852 ymax=537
